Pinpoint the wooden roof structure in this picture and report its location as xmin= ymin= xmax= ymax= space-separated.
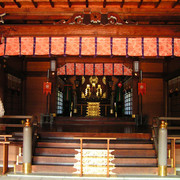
xmin=0 ymin=0 xmax=180 ymax=38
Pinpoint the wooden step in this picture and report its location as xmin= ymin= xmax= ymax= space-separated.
xmin=113 ymin=158 xmax=173 ymax=167
xmin=111 ymin=158 xmax=157 ymax=166
xmin=55 ymin=121 xmax=135 ymax=125
xmin=15 ymin=164 xmax=77 ymax=174
xmin=39 ymin=132 xmax=152 ymax=140
xmin=37 ymin=141 xmax=154 ymax=149
xmin=33 ymin=156 xmax=78 ymax=165
xmin=17 ymin=156 xmax=171 ymax=167
xmin=112 ymin=149 xmax=156 ymax=157
xmin=56 ymin=117 xmax=134 ymax=122
xmin=17 ymin=156 xmax=78 ymax=165
xmin=35 ymin=147 xmax=155 ymax=157
xmin=35 ymin=148 xmax=78 ymax=156
xmin=112 ymin=167 xmax=175 ymax=175
xmin=15 ymin=165 xmax=175 ymax=175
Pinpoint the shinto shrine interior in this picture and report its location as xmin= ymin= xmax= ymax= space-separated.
xmin=0 ymin=0 xmax=180 ymax=177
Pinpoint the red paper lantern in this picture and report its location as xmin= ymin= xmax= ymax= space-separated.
xmin=118 ymin=82 xmax=122 ymax=88
xmin=43 ymin=82 xmax=52 ymax=96
xmin=138 ymin=82 xmax=146 ymax=95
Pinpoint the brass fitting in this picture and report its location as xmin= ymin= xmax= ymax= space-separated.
xmin=25 ymin=119 xmax=31 ymax=127
xmin=160 ymin=120 xmax=167 ymax=129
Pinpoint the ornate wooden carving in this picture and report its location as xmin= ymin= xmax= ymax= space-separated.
xmin=55 ymin=12 xmax=129 ymax=25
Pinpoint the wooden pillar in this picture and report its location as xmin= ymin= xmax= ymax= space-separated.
xmin=23 ymin=119 xmax=32 ymax=174
xmin=158 ymin=120 xmax=167 ymax=176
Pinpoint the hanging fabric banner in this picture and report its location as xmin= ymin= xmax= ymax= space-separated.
xmin=57 ymin=63 xmax=132 ymax=76
xmin=138 ymin=82 xmax=146 ymax=95
xmin=43 ymin=82 xmax=52 ymax=96
xmin=1 ymin=37 xmax=180 ymax=57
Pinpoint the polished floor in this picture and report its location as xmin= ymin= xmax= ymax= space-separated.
xmin=1 ymin=174 xmax=180 ymax=180
xmin=40 ymin=116 xmax=152 ymax=134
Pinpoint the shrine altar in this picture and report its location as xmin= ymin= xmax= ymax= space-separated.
xmin=86 ymin=102 xmax=101 ymax=117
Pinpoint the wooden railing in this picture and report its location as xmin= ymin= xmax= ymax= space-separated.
xmin=152 ymin=117 xmax=180 ymax=171
xmin=0 ymin=115 xmax=39 ymax=173
xmin=168 ymin=136 xmax=180 ymax=171
xmin=0 ymin=115 xmax=33 ymax=132
xmin=74 ymin=137 xmax=116 ymax=177
xmin=0 ymin=135 xmax=12 ymax=174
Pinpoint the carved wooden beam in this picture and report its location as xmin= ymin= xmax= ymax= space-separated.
xmin=68 ymin=0 xmax=72 ymax=8
xmin=155 ymin=0 xmax=161 ymax=8
xmin=172 ymin=0 xmax=180 ymax=8
xmin=103 ymin=0 xmax=107 ymax=8
xmin=138 ymin=0 xmax=143 ymax=8
xmin=0 ymin=3 xmax=5 ymax=8
xmin=49 ymin=0 xmax=54 ymax=8
xmin=32 ymin=0 xmax=38 ymax=8
xmin=86 ymin=0 xmax=89 ymax=8
xmin=121 ymin=0 xmax=124 ymax=8
xmin=1 ymin=25 xmax=180 ymax=37
xmin=14 ymin=0 xmax=21 ymax=8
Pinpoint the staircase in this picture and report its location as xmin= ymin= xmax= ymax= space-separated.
xmin=15 ymin=132 xmax=174 ymax=176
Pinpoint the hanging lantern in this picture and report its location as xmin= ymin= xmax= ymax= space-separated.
xmin=50 ymin=60 xmax=56 ymax=72
xmin=43 ymin=82 xmax=52 ymax=96
xmin=133 ymin=60 xmax=139 ymax=72
xmin=138 ymin=82 xmax=146 ymax=95
xmin=118 ymin=82 xmax=122 ymax=88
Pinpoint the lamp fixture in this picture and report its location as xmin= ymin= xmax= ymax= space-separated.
xmin=50 ymin=59 xmax=56 ymax=72
xmin=133 ymin=60 xmax=139 ymax=73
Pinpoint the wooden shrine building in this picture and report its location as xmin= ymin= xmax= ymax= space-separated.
xmin=0 ymin=0 xmax=180 ymax=177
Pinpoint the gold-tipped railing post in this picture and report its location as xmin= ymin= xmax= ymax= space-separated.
xmin=23 ymin=119 xmax=32 ymax=174
xmin=0 ymin=135 xmax=12 ymax=174
xmin=158 ymin=120 xmax=167 ymax=176
xmin=80 ymin=138 xmax=83 ymax=177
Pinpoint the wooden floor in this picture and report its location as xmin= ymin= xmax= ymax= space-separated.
xmin=40 ymin=116 xmax=151 ymax=134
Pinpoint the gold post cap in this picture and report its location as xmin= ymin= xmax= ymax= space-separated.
xmin=160 ymin=120 xmax=167 ymax=129
xmin=25 ymin=119 xmax=31 ymax=127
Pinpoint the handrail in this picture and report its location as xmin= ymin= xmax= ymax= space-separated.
xmin=158 ymin=117 xmax=180 ymax=121
xmin=32 ymin=116 xmax=39 ymax=156
xmin=152 ymin=123 xmax=158 ymax=155
xmin=152 ymin=116 xmax=180 ymax=173
xmin=0 ymin=115 xmax=39 ymax=165
xmin=1 ymin=115 xmax=33 ymax=119
xmin=0 ymin=134 xmax=12 ymax=174
xmin=167 ymin=136 xmax=180 ymax=172
xmin=0 ymin=115 xmax=34 ymax=131
xmin=74 ymin=137 xmax=116 ymax=177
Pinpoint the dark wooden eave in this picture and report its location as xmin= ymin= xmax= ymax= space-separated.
xmin=1 ymin=24 xmax=180 ymax=37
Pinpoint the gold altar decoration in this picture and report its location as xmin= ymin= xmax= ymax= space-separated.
xmin=96 ymin=84 xmax=102 ymax=97
xmin=82 ymin=76 xmax=85 ymax=85
xmin=85 ymin=84 xmax=91 ymax=98
xmin=102 ymin=76 xmax=106 ymax=85
xmin=89 ymin=76 xmax=98 ymax=87
xmin=87 ymin=102 xmax=101 ymax=116
xmin=73 ymin=149 xmax=115 ymax=175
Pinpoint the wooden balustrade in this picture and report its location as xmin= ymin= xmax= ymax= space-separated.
xmin=74 ymin=137 xmax=116 ymax=177
xmin=167 ymin=137 xmax=180 ymax=170
xmin=0 ymin=135 xmax=12 ymax=174
xmin=0 ymin=115 xmax=33 ymax=132
xmin=152 ymin=117 xmax=180 ymax=155
xmin=152 ymin=116 xmax=180 ymax=175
